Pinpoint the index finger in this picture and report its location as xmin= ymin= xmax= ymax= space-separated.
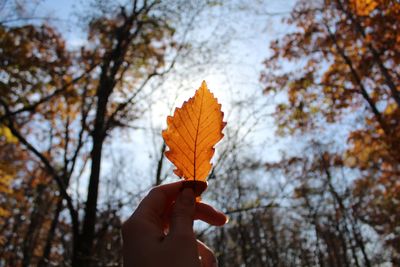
xmin=123 ymin=182 xmax=185 ymax=239
xmin=136 ymin=180 xmax=208 ymax=218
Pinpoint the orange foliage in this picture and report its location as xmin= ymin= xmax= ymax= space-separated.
xmin=262 ymin=0 xmax=400 ymax=258
xmin=350 ymin=0 xmax=379 ymax=16
xmin=162 ymin=81 xmax=226 ymax=182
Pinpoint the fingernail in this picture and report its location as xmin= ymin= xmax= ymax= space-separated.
xmin=225 ymin=216 xmax=230 ymax=224
xmin=180 ymin=188 xmax=194 ymax=206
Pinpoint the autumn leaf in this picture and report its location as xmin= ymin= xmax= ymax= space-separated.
xmin=162 ymin=81 xmax=226 ymax=182
xmin=350 ymin=0 xmax=378 ymax=16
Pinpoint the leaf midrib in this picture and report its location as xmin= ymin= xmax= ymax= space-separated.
xmin=193 ymin=88 xmax=205 ymax=181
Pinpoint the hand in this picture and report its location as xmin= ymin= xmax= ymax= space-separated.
xmin=122 ymin=181 xmax=227 ymax=267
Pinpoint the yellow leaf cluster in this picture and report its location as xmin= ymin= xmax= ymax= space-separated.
xmin=0 ymin=163 xmax=15 ymax=219
xmin=0 ymin=126 xmax=18 ymax=144
xmin=0 ymin=165 xmax=14 ymax=195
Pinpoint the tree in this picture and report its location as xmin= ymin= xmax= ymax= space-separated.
xmin=261 ymin=0 xmax=400 ymax=264
xmin=0 ymin=21 xmax=87 ymax=266
xmin=0 ymin=0 xmax=224 ymax=265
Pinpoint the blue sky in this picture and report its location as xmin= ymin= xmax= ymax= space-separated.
xmin=28 ymin=0 xmax=296 ymax=214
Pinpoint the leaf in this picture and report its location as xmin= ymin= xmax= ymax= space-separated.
xmin=0 ymin=126 xmax=18 ymax=144
xmin=350 ymin=0 xmax=378 ymax=16
xmin=162 ymin=81 xmax=226 ymax=182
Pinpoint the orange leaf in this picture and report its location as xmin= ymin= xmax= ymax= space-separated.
xmin=350 ymin=0 xmax=378 ymax=16
xmin=162 ymin=81 xmax=226 ymax=182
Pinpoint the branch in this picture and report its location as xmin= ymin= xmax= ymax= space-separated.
xmin=0 ymin=97 xmax=80 ymax=241
xmin=324 ymin=22 xmax=390 ymax=136
xmin=0 ymin=66 xmax=96 ymax=123
xmin=154 ymin=142 xmax=166 ymax=186
xmin=336 ymin=0 xmax=400 ymax=108
xmin=224 ymin=202 xmax=279 ymax=215
xmin=104 ymin=42 xmax=182 ymax=132
xmin=63 ymin=113 xmax=71 ymax=178
xmin=67 ymin=85 xmax=92 ymax=179
xmin=104 ymin=71 xmax=158 ymax=131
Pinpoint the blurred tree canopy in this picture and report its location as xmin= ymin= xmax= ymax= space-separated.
xmin=259 ymin=0 xmax=400 ymax=265
xmin=0 ymin=0 xmax=200 ymax=265
xmin=1 ymin=0 xmax=399 ymax=266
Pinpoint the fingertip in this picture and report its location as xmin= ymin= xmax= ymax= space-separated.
xmin=197 ymin=240 xmax=218 ymax=267
xmin=195 ymin=203 xmax=228 ymax=226
xmin=182 ymin=180 xmax=208 ymax=197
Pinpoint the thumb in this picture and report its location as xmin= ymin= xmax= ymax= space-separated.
xmin=169 ymin=187 xmax=196 ymax=239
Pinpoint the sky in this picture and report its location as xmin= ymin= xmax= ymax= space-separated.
xmin=19 ymin=0 xmax=296 ymax=213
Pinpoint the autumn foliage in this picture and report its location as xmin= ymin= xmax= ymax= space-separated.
xmin=1 ymin=0 xmax=400 ymax=266
xmin=261 ymin=0 xmax=400 ymax=264
xmin=0 ymin=1 xmax=181 ymax=266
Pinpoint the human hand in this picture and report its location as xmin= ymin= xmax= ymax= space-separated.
xmin=122 ymin=181 xmax=227 ymax=267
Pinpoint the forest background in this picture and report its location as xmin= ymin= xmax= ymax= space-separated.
xmin=1 ymin=0 xmax=399 ymax=266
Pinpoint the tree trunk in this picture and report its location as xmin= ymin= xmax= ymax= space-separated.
xmin=155 ymin=142 xmax=166 ymax=186
xmin=38 ymin=198 xmax=63 ymax=267
xmin=74 ymin=79 xmax=111 ymax=266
